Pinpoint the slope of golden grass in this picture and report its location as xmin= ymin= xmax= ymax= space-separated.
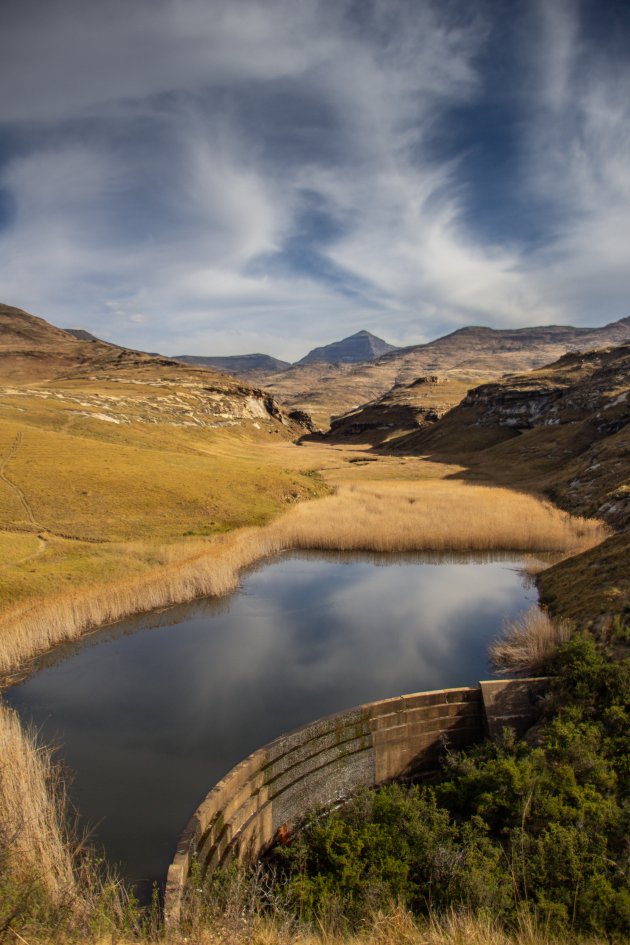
xmin=0 ymin=416 xmax=316 ymax=541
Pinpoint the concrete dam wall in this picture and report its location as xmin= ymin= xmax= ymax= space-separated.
xmin=165 ymin=678 xmax=547 ymax=923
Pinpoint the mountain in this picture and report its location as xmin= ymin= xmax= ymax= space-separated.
xmin=261 ymin=316 xmax=630 ymax=429
xmin=2 ymin=305 xmax=76 ymax=348
xmin=401 ymin=343 xmax=630 ymax=625
xmin=174 ymin=353 xmax=291 ymax=374
xmin=297 ymin=330 xmax=398 ymax=365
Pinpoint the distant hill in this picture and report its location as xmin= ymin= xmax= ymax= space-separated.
xmin=260 ymin=316 xmax=630 ymax=428
xmin=297 ymin=330 xmax=398 ymax=365
xmin=64 ymin=328 xmax=102 ymax=342
xmin=174 ymin=353 xmax=291 ymax=374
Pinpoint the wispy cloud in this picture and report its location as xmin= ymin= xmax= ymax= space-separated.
xmin=0 ymin=0 xmax=628 ymax=358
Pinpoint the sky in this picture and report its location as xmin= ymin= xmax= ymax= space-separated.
xmin=0 ymin=0 xmax=629 ymax=361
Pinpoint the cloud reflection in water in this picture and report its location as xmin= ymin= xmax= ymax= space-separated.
xmin=5 ymin=552 xmax=538 ymax=893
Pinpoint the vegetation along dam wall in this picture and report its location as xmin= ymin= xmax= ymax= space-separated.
xmin=165 ymin=678 xmax=547 ymax=923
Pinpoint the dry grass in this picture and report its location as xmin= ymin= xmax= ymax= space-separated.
xmin=171 ymin=903 xmax=610 ymax=945
xmin=0 ymin=702 xmax=76 ymax=901
xmin=275 ymin=481 xmax=608 ymax=554
xmin=0 ymin=479 xmax=607 ymax=680
xmin=176 ymin=861 xmax=611 ymax=945
xmin=0 ymin=415 xmax=322 ymax=543
xmin=489 ymin=607 xmax=573 ymax=675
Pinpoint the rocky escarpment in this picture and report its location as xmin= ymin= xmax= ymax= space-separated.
xmin=405 ymin=344 xmax=630 ymax=625
xmin=326 ymin=375 xmax=453 ymax=443
xmin=452 ymin=346 xmax=630 ymax=528
xmin=462 ymin=348 xmax=629 ymax=436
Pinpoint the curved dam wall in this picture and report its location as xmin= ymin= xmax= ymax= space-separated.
xmin=165 ymin=678 xmax=547 ymax=923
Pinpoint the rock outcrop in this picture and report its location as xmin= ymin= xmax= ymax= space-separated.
xmin=404 ymin=344 xmax=630 ymax=625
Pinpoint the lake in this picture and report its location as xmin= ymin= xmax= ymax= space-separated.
xmin=4 ymin=551 xmax=539 ymax=895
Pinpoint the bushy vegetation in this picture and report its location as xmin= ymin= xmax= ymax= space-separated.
xmin=265 ymin=633 xmax=630 ymax=941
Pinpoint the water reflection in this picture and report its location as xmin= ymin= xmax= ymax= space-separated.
xmin=4 ymin=552 xmax=538 ymax=895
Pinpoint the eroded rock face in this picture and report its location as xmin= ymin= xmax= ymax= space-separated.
xmin=326 ymin=374 xmax=465 ymax=443
xmin=462 ymin=348 xmax=630 ymax=444
xmin=287 ymin=409 xmax=319 ymax=433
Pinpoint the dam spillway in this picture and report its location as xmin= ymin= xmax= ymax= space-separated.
xmin=165 ymin=677 xmax=547 ymax=923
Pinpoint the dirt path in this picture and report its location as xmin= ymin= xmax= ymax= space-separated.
xmin=0 ymin=531 xmax=49 ymax=571
xmin=0 ymin=432 xmax=41 ymax=529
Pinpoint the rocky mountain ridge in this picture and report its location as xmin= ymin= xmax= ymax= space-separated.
xmin=257 ymin=316 xmax=630 ymax=427
xmin=173 ymin=353 xmax=291 ymax=373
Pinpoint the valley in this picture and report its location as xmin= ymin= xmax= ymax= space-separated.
xmin=0 ymin=303 xmax=628 ymax=945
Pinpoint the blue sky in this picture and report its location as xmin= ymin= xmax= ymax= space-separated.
xmin=0 ymin=0 xmax=628 ymax=360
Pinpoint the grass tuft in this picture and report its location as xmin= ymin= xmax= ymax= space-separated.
xmin=489 ymin=607 xmax=573 ymax=675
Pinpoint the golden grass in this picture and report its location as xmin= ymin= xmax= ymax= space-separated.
xmin=0 ymin=415 xmax=323 ymax=542
xmin=166 ymin=907 xmax=610 ymax=945
xmin=276 ymin=481 xmax=608 ymax=554
xmin=0 ymin=479 xmax=607 ymax=679
xmin=489 ymin=606 xmax=573 ymax=675
xmin=0 ymin=702 xmax=76 ymax=901
xmin=0 ymin=530 xmax=41 ymax=566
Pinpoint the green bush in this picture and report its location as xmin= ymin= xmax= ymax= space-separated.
xmin=264 ymin=635 xmax=630 ymax=940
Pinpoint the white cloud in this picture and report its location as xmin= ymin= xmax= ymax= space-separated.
xmin=0 ymin=0 xmax=628 ymax=355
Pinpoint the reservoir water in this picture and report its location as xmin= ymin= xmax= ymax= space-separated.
xmin=4 ymin=551 xmax=539 ymax=895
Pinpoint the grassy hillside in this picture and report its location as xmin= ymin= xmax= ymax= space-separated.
xmin=0 ymin=304 xmax=329 ymax=612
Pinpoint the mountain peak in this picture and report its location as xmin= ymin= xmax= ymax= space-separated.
xmin=297 ymin=330 xmax=398 ymax=365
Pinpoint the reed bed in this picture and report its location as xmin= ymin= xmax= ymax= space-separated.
xmin=274 ymin=481 xmax=607 ymax=554
xmin=0 ymin=481 xmax=607 ymax=679
xmin=0 ymin=702 xmax=76 ymax=901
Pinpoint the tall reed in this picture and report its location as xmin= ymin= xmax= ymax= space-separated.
xmin=0 ymin=702 xmax=76 ymax=901
xmin=489 ymin=607 xmax=573 ymax=675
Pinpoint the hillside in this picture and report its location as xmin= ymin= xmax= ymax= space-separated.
xmin=0 ymin=304 xmax=324 ymax=611
xmin=401 ymin=344 xmax=630 ymax=624
xmin=0 ymin=303 xmax=305 ymax=429
xmin=258 ymin=316 xmax=630 ymax=428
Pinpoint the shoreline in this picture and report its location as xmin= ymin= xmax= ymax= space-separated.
xmin=0 ymin=478 xmax=608 ymax=690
